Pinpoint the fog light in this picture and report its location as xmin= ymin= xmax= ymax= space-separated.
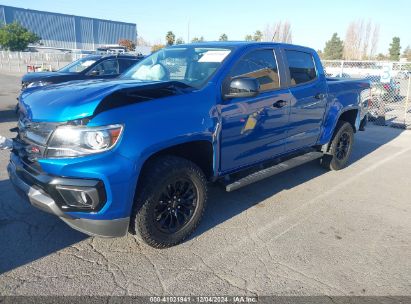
xmin=56 ymin=185 xmax=100 ymax=210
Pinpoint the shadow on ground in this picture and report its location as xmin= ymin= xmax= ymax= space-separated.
xmin=0 ymin=109 xmax=18 ymax=124
xmin=0 ymin=177 xmax=87 ymax=274
xmin=192 ymin=126 xmax=404 ymax=239
xmin=0 ymin=126 xmax=404 ymax=273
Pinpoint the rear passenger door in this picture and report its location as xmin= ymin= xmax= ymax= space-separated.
xmin=283 ymin=49 xmax=327 ymax=151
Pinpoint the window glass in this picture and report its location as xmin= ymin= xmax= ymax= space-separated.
xmin=285 ymin=50 xmax=317 ymax=85
xmin=230 ymin=49 xmax=280 ymax=92
xmin=119 ymin=59 xmax=138 ymax=73
xmin=122 ymin=47 xmax=232 ymax=89
xmin=58 ymin=57 xmax=97 ymax=73
xmin=88 ymin=59 xmax=119 ymax=76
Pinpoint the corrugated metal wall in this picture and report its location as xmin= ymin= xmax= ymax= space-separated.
xmin=0 ymin=6 xmax=5 ymax=24
xmin=77 ymin=17 xmax=94 ymax=50
xmin=0 ymin=5 xmax=136 ymax=50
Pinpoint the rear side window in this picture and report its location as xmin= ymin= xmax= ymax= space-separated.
xmin=230 ymin=49 xmax=280 ymax=92
xmin=285 ymin=50 xmax=317 ymax=85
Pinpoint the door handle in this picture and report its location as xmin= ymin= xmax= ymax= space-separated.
xmin=272 ymin=100 xmax=287 ymax=108
xmin=314 ymin=93 xmax=326 ymax=100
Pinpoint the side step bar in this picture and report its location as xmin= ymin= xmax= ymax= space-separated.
xmin=225 ymin=151 xmax=323 ymax=192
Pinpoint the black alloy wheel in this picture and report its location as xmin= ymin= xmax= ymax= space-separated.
xmin=154 ymin=178 xmax=198 ymax=234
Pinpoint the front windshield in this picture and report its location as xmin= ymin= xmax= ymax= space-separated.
xmin=121 ymin=46 xmax=232 ymax=88
xmin=58 ymin=57 xmax=98 ymax=73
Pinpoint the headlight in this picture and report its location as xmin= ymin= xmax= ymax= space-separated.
xmin=46 ymin=124 xmax=123 ymax=158
xmin=26 ymin=81 xmax=52 ymax=89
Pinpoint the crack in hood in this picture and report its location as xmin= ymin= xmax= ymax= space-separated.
xmin=19 ymin=79 xmax=189 ymax=122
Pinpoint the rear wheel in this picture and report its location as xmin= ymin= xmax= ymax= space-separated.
xmin=321 ymin=121 xmax=354 ymax=171
xmin=130 ymin=156 xmax=207 ymax=248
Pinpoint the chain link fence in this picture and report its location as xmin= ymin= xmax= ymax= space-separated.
xmin=323 ymin=60 xmax=411 ymax=129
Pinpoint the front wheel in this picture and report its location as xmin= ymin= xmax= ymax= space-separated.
xmin=321 ymin=121 xmax=354 ymax=171
xmin=130 ymin=156 xmax=207 ymax=248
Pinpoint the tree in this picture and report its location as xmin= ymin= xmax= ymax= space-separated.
xmin=175 ymin=37 xmax=184 ymax=45
xmin=376 ymin=53 xmax=388 ymax=61
xmin=137 ymin=36 xmax=149 ymax=46
xmin=323 ymin=33 xmax=344 ymax=60
xmin=219 ymin=33 xmax=228 ymax=41
xmin=191 ymin=36 xmax=204 ymax=43
xmin=344 ymin=20 xmax=379 ymax=59
xmin=263 ymin=21 xmax=292 ymax=43
xmin=165 ymin=31 xmax=175 ymax=46
xmin=118 ymin=39 xmax=136 ymax=51
xmin=403 ymin=46 xmax=411 ymax=61
xmin=253 ymin=30 xmax=263 ymax=42
xmin=388 ymin=37 xmax=401 ymax=61
xmin=151 ymin=44 xmax=165 ymax=52
xmin=0 ymin=22 xmax=40 ymax=51
xmin=244 ymin=34 xmax=253 ymax=41
xmin=369 ymin=24 xmax=380 ymax=59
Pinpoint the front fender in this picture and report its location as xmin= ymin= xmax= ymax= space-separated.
xmin=87 ymin=88 xmax=218 ymax=216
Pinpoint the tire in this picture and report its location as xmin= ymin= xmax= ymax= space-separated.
xmin=130 ymin=155 xmax=207 ymax=248
xmin=321 ymin=121 xmax=354 ymax=171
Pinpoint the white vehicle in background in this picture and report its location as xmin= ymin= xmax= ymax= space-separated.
xmin=96 ymin=45 xmax=127 ymax=55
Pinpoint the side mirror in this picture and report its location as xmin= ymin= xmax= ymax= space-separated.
xmin=223 ymin=77 xmax=260 ymax=99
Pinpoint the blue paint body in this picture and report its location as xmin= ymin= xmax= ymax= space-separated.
xmin=17 ymin=42 xmax=370 ymax=222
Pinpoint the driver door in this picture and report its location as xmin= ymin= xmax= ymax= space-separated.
xmin=219 ymin=48 xmax=292 ymax=173
xmin=86 ymin=59 xmax=120 ymax=79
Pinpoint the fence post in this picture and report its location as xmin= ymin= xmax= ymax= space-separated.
xmin=340 ymin=61 xmax=344 ymax=76
xmin=404 ymin=76 xmax=411 ymax=128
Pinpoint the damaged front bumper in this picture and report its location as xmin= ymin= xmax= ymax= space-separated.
xmin=7 ymin=153 xmax=129 ymax=238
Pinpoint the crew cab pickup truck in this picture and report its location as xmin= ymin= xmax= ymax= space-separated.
xmin=8 ymin=42 xmax=370 ymax=248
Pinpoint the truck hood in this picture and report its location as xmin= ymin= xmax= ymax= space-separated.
xmin=19 ymin=79 xmax=191 ymax=122
xmin=21 ymin=71 xmax=74 ymax=83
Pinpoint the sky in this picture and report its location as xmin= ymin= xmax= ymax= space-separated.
xmin=1 ymin=0 xmax=410 ymax=54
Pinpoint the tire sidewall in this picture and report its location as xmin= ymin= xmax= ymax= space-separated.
xmin=330 ymin=122 xmax=354 ymax=170
xmin=136 ymin=163 xmax=206 ymax=246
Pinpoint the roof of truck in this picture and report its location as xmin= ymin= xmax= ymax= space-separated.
xmin=168 ymin=41 xmax=315 ymax=53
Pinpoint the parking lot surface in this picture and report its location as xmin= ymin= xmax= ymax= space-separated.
xmin=0 ymin=74 xmax=410 ymax=296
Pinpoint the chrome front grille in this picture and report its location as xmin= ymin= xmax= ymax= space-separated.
xmin=16 ymin=117 xmax=59 ymax=161
xmin=18 ymin=118 xmax=58 ymax=146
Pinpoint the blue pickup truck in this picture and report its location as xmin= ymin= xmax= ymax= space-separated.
xmin=8 ymin=42 xmax=369 ymax=248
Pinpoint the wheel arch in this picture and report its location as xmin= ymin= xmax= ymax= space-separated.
xmin=337 ymin=108 xmax=359 ymax=132
xmin=320 ymin=107 xmax=359 ymax=153
xmin=139 ymin=139 xmax=215 ymax=180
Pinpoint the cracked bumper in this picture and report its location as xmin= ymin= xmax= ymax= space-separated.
xmin=7 ymin=155 xmax=129 ymax=238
